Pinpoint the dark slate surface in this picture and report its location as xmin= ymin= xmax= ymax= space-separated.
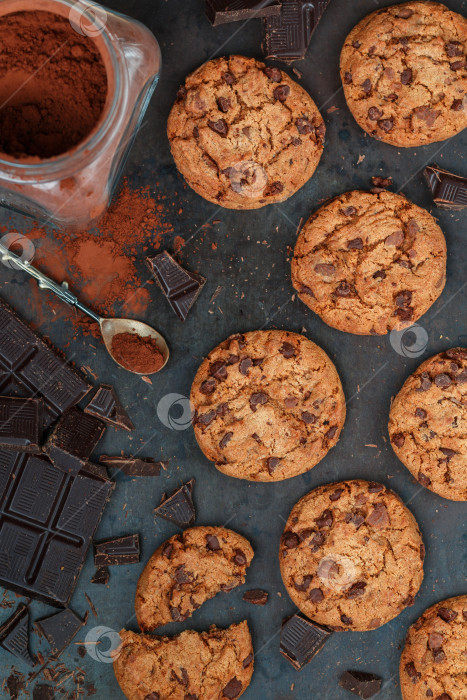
xmin=0 ymin=0 xmax=465 ymax=698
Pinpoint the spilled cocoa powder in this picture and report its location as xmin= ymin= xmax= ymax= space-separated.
xmin=0 ymin=10 xmax=107 ymax=159
xmin=111 ymin=332 xmax=164 ymax=374
xmin=7 ymin=180 xmax=175 ymax=337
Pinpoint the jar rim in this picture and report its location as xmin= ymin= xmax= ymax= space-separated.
xmin=0 ymin=0 xmax=122 ymax=181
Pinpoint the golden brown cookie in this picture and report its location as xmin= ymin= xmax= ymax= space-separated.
xmin=280 ymin=480 xmax=425 ymax=632
xmin=113 ymin=621 xmax=253 ymax=700
xmin=400 ymin=595 xmax=467 ymax=700
xmin=167 ymin=55 xmax=325 ymax=209
xmin=291 ymin=190 xmax=447 ymax=335
xmin=135 ymin=527 xmax=254 ymax=631
xmin=389 ymin=348 xmax=467 ymax=501
xmin=191 ymin=330 xmax=346 ymax=482
xmin=340 ymin=2 xmax=467 ymax=147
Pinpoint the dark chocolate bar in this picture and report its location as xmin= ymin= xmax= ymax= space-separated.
xmin=0 ymin=297 xmax=91 ymax=426
xmin=44 ymin=407 xmax=106 ymax=475
xmin=94 ymin=534 xmax=140 ymax=567
xmin=0 ymin=450 xmax=113 ymax=606
xmin=280 ymin=614 xmax=332 ymax=669
xmin=0 ymin=396 xmax=43 ymax=452
xmin=91 ymin=566 xmax=110 ymax=585
xmin=36 ymin=608 xmax=85 ymax=657
xmin=146 ymin=252 xmax=206 ymax=322
xmin=206 ymin=0 xmax=280 ymax=26
xmin=99 ymin=455 xmax=167 ymax=477
xmin=339 ymin=670 xmax=382 ymax=699
xmin=0 ymin=603 xmax=35 ymax=666
xmin=424 ymin=164 xmax=467 ymax=210
xmin=154 ymin=479 xmax=196 ymax=528
xmin=263 ymin=0 xmax=331 ymax=61
xmin=84 ymin=385 xmax=134 ymax=431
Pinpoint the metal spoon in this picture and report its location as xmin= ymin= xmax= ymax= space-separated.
xmin=0 ymin=243 xmax=169 ymax=375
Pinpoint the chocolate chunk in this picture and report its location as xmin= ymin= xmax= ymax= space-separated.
xmin=0 ymin=298 xmax=91 ymax=426
xmin=314 ymin=263 xmax=335 ymax=276
xmin=280 ymin=341 xmax=296 ymax=358
xmin=219 ymin=432 xmax=233 ymax=448
xmin=223 ymin=71 xmax=235 ymax=85
xmin=339 ymin=670 xmax=382 ymax=699
xmin=243 ymin=653 xmax=254 ymax=668
xmin=0 ymin=397 xmax=43 ymax=453
xmin=264 ymin=181 xmax=284 ymax=196
xmin=198 ymin=410 xmax=216 ymax=427
xmin=424 ymin=165 xmax=467 ymax=210
xmin=263 ymin=0 xmax=332 ymax=62
xmin=208 ymin=119 xmax=229 ymax=136
xmin=418 ymin=472 xmax=431 ymax=487
xmin=440 ymin=447 xmax=457 ymax=460
xmin=294 ymin=575 xmax=313 ymax=591
xmin=282 ymin=531 xmax=299 ymax=549
xmin=378 ymin=117 xmax=394 ymax=132
xmin=330 ymin=488 xmax=344 ymax=501
xmin=400 ymin=68 xmax=413 ymax=84
xmin=362 ymin=78 xmax=372 ymax=93
xmin=243 ymin=589 xmax=268 ymax=605
xmin=301 ymin=411 xmax=316 ymax=424
xmin=366 ymin=503 xmax=389 ymax=529
xmin=371 ymin=176 xmax=393 ymax=189
xmin=280 ymin=614 xmax=332 ymax=669
xmin=250 ymin=392 xmax=268 ymax=411
xmin=36 ymin=608 xmax=85 ymax=658
xmin=315 ymin=509 xmax=333 ymax=528
xmin=404 ymin=661 xmax=421 ymax=681
xmin=210 ymin=360 xmax=227 ymax=380
xmin=94 ymin=534 xmax=140 ymax=566
xmin=334 ymin=281 xmax=353 ymax=297
xmin=438 ymin=607 xmax=458 ymax=622
xmin=239 ymin=357 xmax=253 ymax=375
xmin=200 ymin=378 xmax=217 ymax=394
xmin=266 ymin=456 xmax=281 ymax=473
xmin=100 ymin=455 xmax=166 ymax=477
xmin=33 ymin=685 xmax=55 ymax=700
xmin=368 ymin=482 xmax=383 ymax=493
xmin=0 ymin=603 xmax=35 ymax=667
xmin=206 ymin=534 xmax=220 ymax=551
xmin=326 ymin=425 xmax=338 ymax=440
xmin=346 ymin=581 xmax=367 ymax=599
xmin=341 ymin=614 xmax=353 ymax=625
xmin=233 ymin=549 xmax=247 ymax=566
xmin=368 ymin=106 xmax=382 ymax=121
xmin=206 ymin=0 xmax=280 ymax=25
xmin=222 ymin=678 xmax=243 ymax=699
xmin=347 ymin=237 xmax=363 ymax=249
xmin=398 ymin=7 xmax=413 ymax=17
xmin=415 ymin=408 xmax=427 ymax=419
xmin=344 ymin=71 xmax=353 ymax=84
xmin=44 ymin=407 xmax=106 ymax=475
xmin=84 ymin=385 xmax=134 ymax=431
xmin=295 ymin=117 xmax=314 ymax=134
xmin=434 ymin=373 xmax=452 ymax=388
xmin=0 ymin=451 xmax=112 ymax=606
xmin=341 ymin=206 xmax=357 ymax=216
xmin=146 ymin=251 xmax=206 ymax=322
xmin=309 ymin=588 xmax=324 ymax=602
xmin=216 ymin=96 xmax=231 ymax=113
xmin=91 ymin=567 xmax=110 ymax=585
xmin=273 ymin=84 xmax=290 ymax=102
xmin=154 ymin=479 xmax=196 ymax=528
xmin=264 ymin=66 xmax=282 ymax=81
xmin=392 ymin=432 xmax=405 ymax=448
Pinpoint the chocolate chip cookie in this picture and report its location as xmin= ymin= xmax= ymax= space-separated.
xmin=168 ymin=55 xmax=325 ymax=209
xmin=340 ymin=2 xmax=467 ymax=147
xmin=389 ymin=348 xmax=467 ymax=501
xmin=114 ymin=621 xmax=253 ymax=700
xmin=191 ymin=330 xmax=345 ymax=482
xmin=280 ymin=480 xmax=425 ymax=631
xmin=135 ymin=527 xmax=254 ymax=631
xmin=400 ymin=595 xmax=467 ymax=700
xmin=291 ymin=190 xmax=447 ymax=335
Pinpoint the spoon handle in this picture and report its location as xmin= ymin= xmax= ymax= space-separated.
xmin=0 ymin=243 xmax=102 ymax=323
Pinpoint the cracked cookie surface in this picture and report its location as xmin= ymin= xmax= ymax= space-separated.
xmin=280 ymin=480 xmax=425 ymax=632
xmin=113 ymin=621 xmax=253 ymax=700
xmin=389 ymin=348 xmax=467 ymax=501
xmin=190 ymin=330 xmax=345 ymax=482
xmin=167 ymin=55 xmax=325 ymax=209
xmin=340 ymin=1 xmax=467 ymax=147
xmin=400 ymin=595 xmax=467 ymax=700
xmin=135 ymin=527 xmax=254 ymax=631
xmin=291 ymin=190 xmax=447 ymax=335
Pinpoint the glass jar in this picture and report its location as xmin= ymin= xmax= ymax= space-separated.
xmin=0 ymin=0 xmax=161 ymax=228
